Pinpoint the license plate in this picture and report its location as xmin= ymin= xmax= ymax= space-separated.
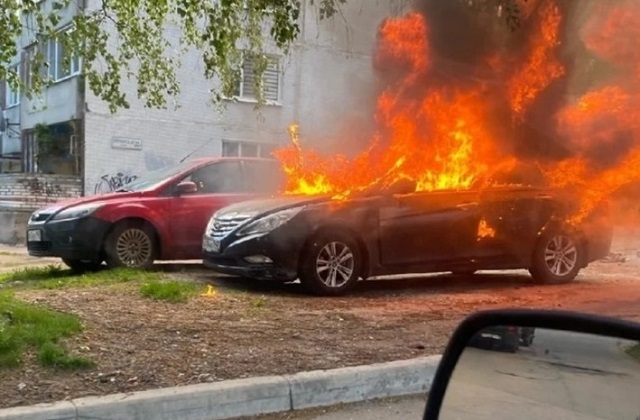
xmin=203 ymin=238 xmax=220 ymax=253
xmin=27 ymin=229 xmax=42 ymax=242
xmin=481 ymin=333 xmax=502 ymax=340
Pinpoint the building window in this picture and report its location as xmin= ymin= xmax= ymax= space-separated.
xmin=234 ymin=53 xmax=281 ymax=102
xmin=45 ymin=30 xmax=81 ymax=82
xmin=23 ymin=30 xmax=81 ymax=88
xmin=222 ymin=141 xmax=277 ymax=158
xmin=22 ymin=121 xmax=82 ymax=175
xmin=5 ymin=64 xmax=20 ymax=107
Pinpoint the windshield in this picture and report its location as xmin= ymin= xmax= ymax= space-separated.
xmin=118 ymin=160 xmax=195 ymax=192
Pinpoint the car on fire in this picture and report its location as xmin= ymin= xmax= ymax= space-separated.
xmin=26 ymin=157 xmax=284 ymax=271
xmin=202 ymin=178 xmax=613 ymax=296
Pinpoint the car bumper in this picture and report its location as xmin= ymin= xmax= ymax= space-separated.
xmin=202 ymin=232 xmax=304 ymax=281
xmin=203 ymin=256 xmax=297 ymax=281
xmin=579 ymin=204 xmax=614 ymax=264
xmin=26 ymin=216 xmax=111 ymax=261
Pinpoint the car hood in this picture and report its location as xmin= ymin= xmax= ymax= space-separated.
xmin=214 ymin=194 xmax=330 ymax=219
xmin=35 ymin=191 xmax=145 ymax=214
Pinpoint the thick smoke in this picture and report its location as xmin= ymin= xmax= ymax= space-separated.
xmin=276 ymin=0 xmax=640 ymax=202
xmin=394 ymin=0 xmax=640 ymax=171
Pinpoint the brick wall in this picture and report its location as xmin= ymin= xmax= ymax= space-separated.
xmin=0 ymin=173 xmax=82 ymax=211
xmin=0 ymin=174 xmax=82 ymax=244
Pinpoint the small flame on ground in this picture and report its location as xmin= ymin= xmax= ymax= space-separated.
xmin=201 ymin=285 xmax=216 ymax=298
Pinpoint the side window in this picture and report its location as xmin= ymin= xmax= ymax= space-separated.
xmin=243 ymin=161 xmax=286 ymax=193
xmin=182 ymin=162 xmax=244 ymax=194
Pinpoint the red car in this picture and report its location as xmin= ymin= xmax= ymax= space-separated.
xmin=26 ymin=157 xmax=284 ymax=271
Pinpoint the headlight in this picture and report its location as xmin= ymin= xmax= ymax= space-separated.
xmin=205 ymin=216 xmax=215 ymax=234
xmin=52 ymin=203 xmax=103 ymax=221
xmin=237 ymin=207 xmax=303 ymax=236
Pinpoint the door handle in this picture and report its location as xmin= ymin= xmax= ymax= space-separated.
xmin=456 ymin=202 xmax=479 ymax=210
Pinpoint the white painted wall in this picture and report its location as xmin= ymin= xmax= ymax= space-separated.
xmin=81 ymin=0 xmax=411 ymax=194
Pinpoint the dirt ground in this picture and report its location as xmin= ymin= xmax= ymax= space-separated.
xmin=0 ymin=229 xmax=639 ymax=410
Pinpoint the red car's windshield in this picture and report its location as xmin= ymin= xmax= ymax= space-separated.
xmin=117 ymin=160 xmax=195 ymax=192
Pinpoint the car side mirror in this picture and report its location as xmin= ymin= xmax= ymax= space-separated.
xmin=422 ymin=309 xmax=640 ymax=419
xmin=175 ymin=181 xmax=198 ymax=195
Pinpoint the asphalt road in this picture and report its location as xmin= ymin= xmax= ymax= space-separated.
xmin=440 ymin=329 xmax=640 ymax=419
xmin=271 ymin=330 xmax=640 ymax=420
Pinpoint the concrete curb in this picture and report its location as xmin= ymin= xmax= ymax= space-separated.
xmin=0 ymin=355 xmax=441 ymax=420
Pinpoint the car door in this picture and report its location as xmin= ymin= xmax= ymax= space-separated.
xmin=378 ymin=190 xmax=481 ymax=266
xmin=476 ymin=187 xmax=550 ymax=261
xmin=169 ymin=161 xmax=254 ymax=258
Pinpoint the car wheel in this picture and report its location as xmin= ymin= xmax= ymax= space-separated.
xmin=299 ymin=232 xmax=362 ymax=296
xmin=104 ymin=221 xmax=157 ymax=269
xmin=520 ymin=327 xmax=535 ymax=347
xmin=529 ymin=232 xmax=582 ymax=284
xmin=504 ymin=340 xmax=519 ymax=353
xmin=61 ymin=258 xmax=102 ymax=273
xmin=520 ymin=335 xmax=534 ymax=347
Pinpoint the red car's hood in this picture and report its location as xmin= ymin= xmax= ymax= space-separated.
xmin=36 ymin=191 xmax=146 ymax=213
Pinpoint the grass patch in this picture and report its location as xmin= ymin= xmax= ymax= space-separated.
xmin=0 ymin=265 xmax=166 ymax=290
xmin=139 ymin=280 xmax=199 ymax=303
xmin=626 ymin=343 xmax=640 ymax=363
xmin=0 ymin=251 xmax=19 ymax=256
xmin=251 ymin=296 xmax=267 ymax=308
xmin=0 ymin=291 xmax=92 ymax=369
xmin=0 ymin=264 xmax=67 ymax=283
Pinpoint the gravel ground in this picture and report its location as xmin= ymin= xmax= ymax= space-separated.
xmin=0 ymin=229 xmax=638 ymax=409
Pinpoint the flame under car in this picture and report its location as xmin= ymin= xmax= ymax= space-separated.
xmin=202 ymin=181 xmax=613 ymax=296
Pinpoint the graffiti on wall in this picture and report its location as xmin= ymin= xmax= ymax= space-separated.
xmin=94 ymin=172 xmax=138 ymax=194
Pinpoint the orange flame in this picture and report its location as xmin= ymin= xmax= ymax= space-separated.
xmin=508 ymin=0 xmax=565 ymax=116
xmin=477 ymin=219 xmax=496 ymax=240
xmin=273 ymin=2 xmax=640 ymax=221
xmin=201 ymin=285 xmax=217 ymax=298
xmin=274 ymin=12 xmax=501 ymax=199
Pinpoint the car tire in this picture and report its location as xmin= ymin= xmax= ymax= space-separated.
xmin=104 ymin=221 xmax=158 ymax=269
xmin=299 ymin=231 xmax=362 ymax=296
xmin=520 ymin=334 xmax=534 ymax=347
xmin=529 ymin=231 xmax=582 ymax=285
xmin=520 ymin=327 xmax=535 ymax=347
xmin=504 ymin=340 xmax=519 ymax=353
xmin=61 ymin=258 xmax=102 ymax=273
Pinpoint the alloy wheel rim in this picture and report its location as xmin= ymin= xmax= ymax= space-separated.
xmin=316 ymin=241 xmax=355 ymax=288
xmin=116 ymin=228 xmax=152 ymax=266
xmin=544 ymin=235 xmax=577 ymax=276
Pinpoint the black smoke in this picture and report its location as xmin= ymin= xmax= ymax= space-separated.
xmin=389 ymin=0 xmax=638 ymax=170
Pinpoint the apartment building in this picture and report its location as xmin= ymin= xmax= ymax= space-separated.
xmin=0 ymin=0 xmax=407 ymax=243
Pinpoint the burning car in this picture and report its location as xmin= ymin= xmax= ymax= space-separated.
xmin=202 ymin=178 xmax=613 ymax=296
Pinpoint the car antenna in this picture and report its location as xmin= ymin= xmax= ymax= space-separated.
xmin=179 ymin=138 xmax=216 ymax=163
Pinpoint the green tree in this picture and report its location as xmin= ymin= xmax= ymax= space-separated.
xmin=0 ymin=0 xmax=346 ymax=112
xmin=0 ymin=0 xmax=523 ymax=113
